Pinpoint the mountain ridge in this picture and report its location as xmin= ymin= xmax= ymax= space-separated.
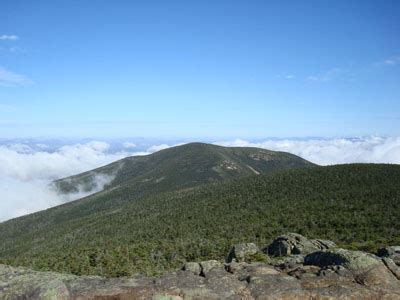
xmin=53 ymin=142 xmax=315 ymax=198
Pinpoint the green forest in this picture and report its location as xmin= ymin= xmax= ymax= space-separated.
xmin=0 ymin=163 xmax=399 ymax=277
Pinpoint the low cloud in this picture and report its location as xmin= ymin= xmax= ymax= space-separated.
xmin=1 ymin=137 xmax=399 ymax=222
xmin=54 ymin=173 xmax=117 ymax=201
xmin=215 ymin=136 xmax=400 ymax=165
xmin=123 ymin=142 xmax=137 ymax=149
xmin=147 ymin=144 xmax=171 ymax=152
xmin=0 ymin=141 xmax=143 ymax=222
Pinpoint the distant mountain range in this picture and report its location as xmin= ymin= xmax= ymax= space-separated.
xmin=0 ymin=143 xmax=399 ymax=277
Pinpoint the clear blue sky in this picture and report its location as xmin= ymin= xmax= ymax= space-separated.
xmin=0 ymin=0 xmax=399 ymax=138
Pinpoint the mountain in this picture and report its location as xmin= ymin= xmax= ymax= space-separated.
xmin=53 ymin=142 xmax=315 ymax=196
xmin=0 ymin=159 xmax=399 ymax=277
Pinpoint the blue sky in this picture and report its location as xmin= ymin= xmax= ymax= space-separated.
xmin=0 ymin=0 xmax=399 ymax=138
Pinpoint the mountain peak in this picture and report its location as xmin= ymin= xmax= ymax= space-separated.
xmin=53 ymin=142 xmax=315 ymax=196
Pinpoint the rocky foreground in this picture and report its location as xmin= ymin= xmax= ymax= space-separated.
xmin=1 ymin=233 xmax=400 ymax=299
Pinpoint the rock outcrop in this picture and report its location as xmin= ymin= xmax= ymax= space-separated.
xmin=265 ymin=233 xmax=336 ymax=257
xmin=1 ymin=233 xmax=400 ymax=299
xmin=226 ymin=243 xmax=260 ymax=263
xmin=378 ymin=246 xmax=400 ymax=266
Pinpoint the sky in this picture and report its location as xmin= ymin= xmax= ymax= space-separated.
xmin=1 ymin=1 xmax=400 ymax=221
xmin=0 ymin=0 xmax=399 ymax=138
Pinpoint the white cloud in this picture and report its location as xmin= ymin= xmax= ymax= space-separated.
xmin=0 ymin=141 xmax=146 ymax=222
xmin=123 ymin=142 xmax=137 ymax=148
xmin=1 ymin=137 xmax=399 ymax=222
xmin=147 ymin=144 xmax=172 ymax=152
xmin=146 ymin=143 xmax=185 ymax=153
xmin=0 ymin=67 xmax=33 ymax=87
xmin=307 ymin=68 xmax=351 ymax=82
xmin=374 ymin=56 xmax=400 ymax=67
xmin=0 ymin=35 xmax=18 ymax=41
xmin=276 ymin=74 xmax=295 ymax=80
xmin=215 ymin=136 xmax=400 ymax=165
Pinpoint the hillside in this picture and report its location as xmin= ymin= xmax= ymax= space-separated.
xmin=53 ymin=142 xmax=315 ymax=196
xmin=0 ymin=163 xmax=399 ymax=277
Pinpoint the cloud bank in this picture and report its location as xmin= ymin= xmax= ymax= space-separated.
xmin=0 ymin=141 xmax=143 ymax=222
xmin=215 ymin=136 xmax=400 ymax=165
xmin=0 ymin=137 xmax=399 ymax=222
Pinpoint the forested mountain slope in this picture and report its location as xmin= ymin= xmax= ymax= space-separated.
xmin=0 ymin=164 xmax=399 ymax=277
xmin=53 ymin=142 xmax=315 ymax=195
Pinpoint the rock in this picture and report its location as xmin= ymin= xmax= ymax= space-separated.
xmin=1 ymin=235 xmax=400 ymax=300
xmin=225 ymin=261 xmax=251 ymax=274
xmin=152 ymin=295 xmax=183 ymax=300
xmin=378 ymin=246 xmax=400 ymax=266
xmin=304 ymin=248 xmax=380 ymax=272
xmin=265 ymin=233 xmax=336 ymax=257
xmin=182 ymin=262 xmax=201 ymax=275
xmin=227 ymin=261 xmax=281 ymax=282
xmin=0 ymin=264 xmax=74 ymax=300
xmin=355 ymin=263 xmax=400 ymax=291
xmin=286 ymin=265 xmax=320 ymax=279
xmin=271 ymin=254 xmax=305 ymax=270
xmin=392 ymin=255 xmax=400 ymax=266
xmin=378 ymin=246 xmax=400 ymax=257
xmin=304 ymin=248 xmax=400 ymax=292
xmin=203 ymin=268 xmax=249 ymax=299
xmin=248 ymin=273 xmax=309 ymax=299
xmin=313 ymin=238 xmax=337 ymax=249
xmin=199 ymin=260 xmax=223 ymax=276
xmin=383 ymin=257 xmax=400 ymax=280
xmin=226 ymin=242 xmax=260 ymax=263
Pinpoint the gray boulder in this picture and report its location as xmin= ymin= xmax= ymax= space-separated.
xmin=199 ymin=260 xmax=223 ymax=276
xmin=378 ymin=246 xmax=400 ymax=257
xmin=226 ymin=242 xmax=259 ymax=263
xmin=378 ymin=246 xmax=400 ymax=266
xmin=304 ymin=249 xmax=400 ymax=292
xmin=304 ymin=248 xmax=380 ymax=271
xmin=182 ymin=262 xmax=201 ymax=275
xmin=265 ymin=233 xmax=336 ymax=257
xmin=383 ymin=257 xmax=400 ymax=280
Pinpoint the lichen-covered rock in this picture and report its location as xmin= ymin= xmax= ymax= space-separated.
xmin=304 ymin=248 xmax=400 ymax=292
xmin=304 ymin=248 xmax=380 ymax=271
xmin=226 ymin=242 xmax=260 ymax=263
xmin=378 ymin=246 xmax=400 ymax=266
xmin=1 ymin=234 xmax=400 ymax=300
xmin=0 ymin=264 xmax=74 ymax=300
xmin=199 ymin=260 xmax=223 ymax=276
xmin=265 ymin=233 xmax=336 ymax=257
xmin=247 ymin=273 xmax=308 ymax=299
xmin=270 ymin=254 xmax=305 ymax=270
xmin=378 ymin=246 xmax=400 ymax=257
xmin=182 ymin=262 xmax=201 ymax=275
xmin=383 ymin=257 xmax=400 ymax=280
xmin=202 ymin=268 xmax=249 ymax=299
